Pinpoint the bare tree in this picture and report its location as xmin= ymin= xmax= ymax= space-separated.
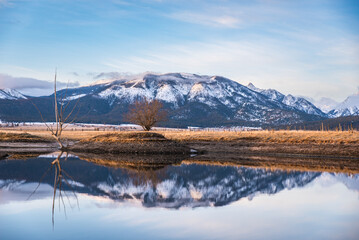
xmin=125 ymin=98 xmax=167 ymax=131
xmin=31 ymin=71 xmax=80 ymax=149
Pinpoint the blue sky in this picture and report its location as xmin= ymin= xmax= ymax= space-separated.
xmin=0 ymin=0 xmax=358 ymax=100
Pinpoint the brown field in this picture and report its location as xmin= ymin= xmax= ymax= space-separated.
xmin=1 ymin=129 xmax=358 ymax=144
xmin=0 ymin=132 xmax=52 ymax=142
xmin=162 ymin=130 xmax=359 ymax=144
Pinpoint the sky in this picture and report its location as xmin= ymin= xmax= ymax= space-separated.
xmin=0 ymin=0 xmax=358 ymax=100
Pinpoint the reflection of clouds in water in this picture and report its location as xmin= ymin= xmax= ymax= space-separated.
xmin=62 ymin=179 xmax=84 ymax=188
xmin=38 ymin=152 xmax=79 ymax=159
xmin=0 ymin=183 xmax=53 ymax=205
xmin=1 ymin=159 xmax=359 ymax=240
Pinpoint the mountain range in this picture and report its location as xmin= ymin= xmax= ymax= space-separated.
xmin=0 ymin=73 xmax=358 ymax=127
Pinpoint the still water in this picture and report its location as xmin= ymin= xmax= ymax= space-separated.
xmin=0 ymin=153 xmax=358 ymax=240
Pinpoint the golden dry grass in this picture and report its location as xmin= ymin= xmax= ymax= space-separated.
xmin=83 ymin=132 xmax=166 ymax=143
xmin=1 ymin=129 xmax=358 ymax=144
xmin=0 ymin=132 xmax=51 ymax=142
xmin=162 ymin=130 xmax=359 ymax=144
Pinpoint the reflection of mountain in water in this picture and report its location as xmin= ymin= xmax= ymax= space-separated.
xmin=323 ymin=172 xmax=359 ymax=193
xmin=0 ymin=156 xmax=321 ymax=208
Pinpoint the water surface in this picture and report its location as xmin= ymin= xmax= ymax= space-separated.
xmin=0 ymin=153 xmax=358 ymax=240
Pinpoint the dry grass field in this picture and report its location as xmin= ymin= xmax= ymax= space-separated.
xmin=1 ymin=129 xmax=357 ymax=144
xmin=0 ymin=132 xmax=52 ymax=142
xmin=160 ymin=130 xmax=359 ymax=144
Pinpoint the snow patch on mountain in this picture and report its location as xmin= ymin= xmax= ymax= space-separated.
xmin=155 ymin=84 xmax=183 ymax=105
xmin=98 ymin=83 xmax=154 ymax=103
xmin=0 ymin=88 xmax=27 ymax=100
xmin=65 ymin=94 xmax=86 ymax=101
xmin=247 ymin=83 xmax=261 ymax=92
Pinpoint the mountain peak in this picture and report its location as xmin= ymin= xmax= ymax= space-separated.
xmin=247 ymin=82 xmax=261 ymax=92
xmin=0 ymin=88 xmax=27 ymax=100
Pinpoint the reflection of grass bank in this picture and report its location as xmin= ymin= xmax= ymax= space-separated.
xmin=76 ymin=152 xmax=185 ymax=170
xmin=185 ymin=153 xmax=359 ymax=174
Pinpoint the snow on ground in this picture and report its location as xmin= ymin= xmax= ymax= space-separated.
xmin=0 ymin=121 xmax=261 ymax=132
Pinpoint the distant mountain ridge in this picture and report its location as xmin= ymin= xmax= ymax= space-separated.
xmin=0 ymin=72 xmax=355 ymax=127
xmin=247 ymin=83 xmax=326 ymax=117
xmin=328 ymin=93 xmax=359 ymax=118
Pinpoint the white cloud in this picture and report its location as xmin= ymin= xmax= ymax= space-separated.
xmin=169 ymin=11 xmax=241 ymax=28
xmin=91 ymin=71 xmax=155 ymax=81
xmin=0 ymin=73 xmax=79 ymax=96
xmin=165 ymin=1 xmax=304 ymax=29
xmin=317 ymin=38 xmax=359 ymax=65
xmin=103 ymin=36 xmax=359 ymax=101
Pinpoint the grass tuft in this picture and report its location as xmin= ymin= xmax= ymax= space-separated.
xmin=81 ymin=132 xmax=167 ymax=143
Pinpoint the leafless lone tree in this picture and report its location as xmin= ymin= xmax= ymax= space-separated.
xmin=125 ymin=98 xmax=167 ymax=131
xmin=32 ymin=71 xmax=80 ymax=149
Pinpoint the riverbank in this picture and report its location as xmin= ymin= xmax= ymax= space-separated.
xmin=0 ymin=129 xmax=358 ymax=173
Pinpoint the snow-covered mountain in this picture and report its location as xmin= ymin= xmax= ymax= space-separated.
xmin=328 ymin=93 xmax=359 ymax=118
xmin=55 ymin=73 xmax=325 ymax=126
xmin=96 ymin=73 xmax=278 ymax=111
xmin=0 ymin=88 xmax=27 ymax=100
xmin=247 ymin=83 xmax=326 ymax=117
xmin=0 ymin=73 xmax=327 ymax=126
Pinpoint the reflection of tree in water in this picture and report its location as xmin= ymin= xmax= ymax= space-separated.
xmin=124 ymin=166 xmax=168 ymax=188
xmin=76 ymin=152 xmax=185 ymax=188
xmin=28 ymin=152 xmax=79 ymax=227
xmin=25 ymin=152 xmax=183 ymax=226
